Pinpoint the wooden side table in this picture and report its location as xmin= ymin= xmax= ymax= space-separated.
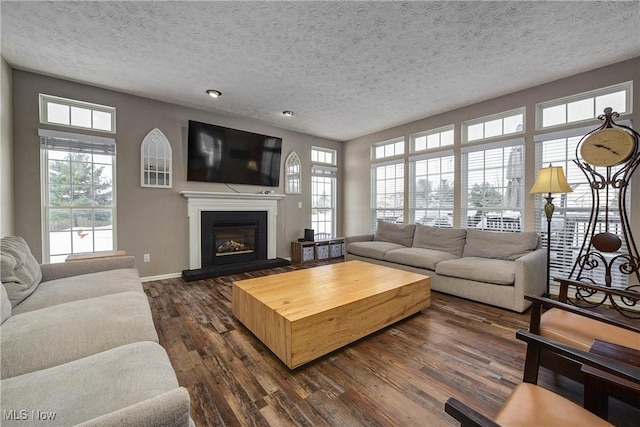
xmin=582 ymin=339 xmax=640 ymax=418
xmin=65 ymin=250 xmax=127 ymax=262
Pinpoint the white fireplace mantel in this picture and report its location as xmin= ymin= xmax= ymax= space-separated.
xmin=181 ymin=191 xmax=285 ymax=269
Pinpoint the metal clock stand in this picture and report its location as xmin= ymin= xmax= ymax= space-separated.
xmin=568 ymin=108 xmax=640 ymax=318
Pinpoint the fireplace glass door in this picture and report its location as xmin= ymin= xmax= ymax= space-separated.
xmin=212 ymin=223 xmax=258 ymax=265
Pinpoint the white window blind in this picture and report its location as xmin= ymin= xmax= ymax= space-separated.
xmin=40 ymin=129 xmax=117 ymax=263
xmin=461 ymin=139 xmax=524 ymax=232
xmin=372 ymin=160 xmax=404 ymax=230
xmin=409 ymin=151 xmax=454 ymax=227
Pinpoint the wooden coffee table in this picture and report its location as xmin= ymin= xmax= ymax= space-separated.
xmin=232 ymin=260 xmax=431 ymax=369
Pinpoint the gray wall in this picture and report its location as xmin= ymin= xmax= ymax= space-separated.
xmin=343 ymin=57 xmax=640 ymax=249
xmin=1 ymin=57 xmax=14 ymax=237
xmin=12 ymin=70 xmax=342 ymax=277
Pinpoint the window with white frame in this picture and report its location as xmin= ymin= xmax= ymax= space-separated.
xmin=285 ymin=151 xmax=301 ymax=194
xmin=311 ymin=146 xmax=336 ymax=165
xmin=40 ymin=129 xmax=117 ymax=263
xmin=39 ymin=94 xmax=116 ymax=133
xmin=411 ymin=125 xmax=454 ymax=152
xmin=536 ymin=81 xmax=632 ymax=130
xmin=409 ymin=151 xmax=454 ymax=227
xmin=372 ymin=160 xmax=404 ymax=229
xmin=534 ymin=125 xmax=631 ymax=291
xmin=311 ymin=147 xmax=337 ymax=238
xmin=461 ymin=140 xmax=525 ymax=232
xmin=372 ymin=137 xmax=404 ymax=160
xmin=463 ymin=108 xmax=525 ymax=143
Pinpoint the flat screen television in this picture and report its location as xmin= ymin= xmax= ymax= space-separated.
xmin=187 ymin=120 xmax=282 ymax=187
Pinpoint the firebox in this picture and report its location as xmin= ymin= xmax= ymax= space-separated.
xmin=201 ymin=211 xmax=267 ymax=268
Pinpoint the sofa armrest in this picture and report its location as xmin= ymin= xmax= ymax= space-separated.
xmin=75 ymin=388 xmax=191 ymax=427
xmin=345 ymin=234 xmax=374 ymax=244
xmin=512 ymin=248 xmax=546 ymax=312
xmin=40 ymin=256 xmax=136 ymax=282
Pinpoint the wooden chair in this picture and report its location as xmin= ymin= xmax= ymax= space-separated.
xmin=445 ymin=330 xmax=640 ymax=427
xmin=524 ymin=278 xmax=640 ymax=384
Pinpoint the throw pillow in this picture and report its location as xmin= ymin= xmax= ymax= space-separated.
xmin=374 ymin=221 xmax=416 ymax=247
xmin=0 ymin=236 xmax=43 ymax=307
xmin=463 ymin=229 xmax=539 ymax=260
xmin=412 ymin=224 xmax=467 ymax=257
xmin=1 ymin=283 xmax=11 ymax=324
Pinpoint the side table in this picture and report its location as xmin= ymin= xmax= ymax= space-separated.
xmin=582 ymin=339 xmax=640 ymax=418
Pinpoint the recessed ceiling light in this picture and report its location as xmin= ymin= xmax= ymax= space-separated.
xmin=206 ymin=89 xmax=222 ymax=98
xmin=282 ymin=111 xmax=295 ymax=117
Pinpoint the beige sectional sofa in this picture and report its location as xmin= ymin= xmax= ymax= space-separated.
xmin=346 ymin=221 xmax=546 ymax=313
xmin=0 ymin=236 xmax=192 ymax=426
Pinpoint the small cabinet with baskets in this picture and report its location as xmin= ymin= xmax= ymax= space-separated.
xmin=291 ymin=237 xmax=345 ymax=264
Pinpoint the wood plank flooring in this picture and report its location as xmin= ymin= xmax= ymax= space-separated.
xmin=144 ymin=259 xmax=639 ymax=427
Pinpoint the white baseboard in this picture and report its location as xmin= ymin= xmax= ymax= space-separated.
xmin=140 ymin=272 xmax=182 ymax=282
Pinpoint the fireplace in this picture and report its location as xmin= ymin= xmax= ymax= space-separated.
xmin=181 ymin=191 xmax=289 ymax=280
xmin=201 ymin=211 xmax=267 ymax=268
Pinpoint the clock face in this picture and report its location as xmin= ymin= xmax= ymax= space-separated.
xmin=580 ymin=128 xmax=636 ymax=167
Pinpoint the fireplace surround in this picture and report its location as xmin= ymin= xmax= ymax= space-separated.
xmin=181 ymin=191 xmax=289 ymax=280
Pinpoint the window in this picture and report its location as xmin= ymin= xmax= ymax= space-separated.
xmin=40 ymin=129 xmax=116 ymax=263
xmin=141 ymin=128 xmax=172 ymax=188
xmin=462 ymin=108 xmax=525 ymax=143
xmin=372 ymin=137 xmax=404 ymax=160
xmin=311 ymin=148 xmax=337 ymax=238
xmin=39 ymin=94 xmax=116 ymax=133
xmin=285 ymin=151 xmax=301 ymax=194
xmin=372 ymin=161 xmax=404 ymax=229
xmin=409 ymin=152 xmax=454 ymax=227
xmin=461 ymin=140 xmax=525 ymax=232
xmin=311 ymin=146 xmax=336 ymax=165
xmin=536 ymin=82 xmax=631 ymax=130
xmin=411 ymin=125 xmax=454 ymax=152
xmin=534 ymin=126 xmax=631 ymax=291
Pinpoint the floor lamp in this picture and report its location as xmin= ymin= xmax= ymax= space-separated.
xmin=530 ymin=164 xmax=572 ymax=297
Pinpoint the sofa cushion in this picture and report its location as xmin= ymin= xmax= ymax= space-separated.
xmin=1 ymin=283 xmax=11 ymax=324
xmin=463 ymin=229 xmax=539 ymax=260
xmin=0 ymin=236 xmax=42 ymax=307
xmin=347 ymin=241 xmax=406 ymax=260
xmin=374 ymin=221 xmax=416 ymax=247
xmin=413 ymin=225 xmax=467 ymax=257
xmin=12 ymin=268 xmax=142 ymax=315
xmin=0 ymin=342 xmax=190 ymax=427
xmin=384 ymin=247 xmax=459 ymax=270
xmin=1 ymin=291 xmax=159 ymax=379
xmin=435 ymin=257 xmax=516 ymax=285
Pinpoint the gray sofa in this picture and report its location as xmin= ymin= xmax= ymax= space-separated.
xmin=346 ymin=221 xmax=546 ymax=313
xmin=0 ymin=236 xmax=192 ymax=426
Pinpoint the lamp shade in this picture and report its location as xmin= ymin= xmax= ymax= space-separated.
xmin=530 ymin=165 xmax=573 ymax=194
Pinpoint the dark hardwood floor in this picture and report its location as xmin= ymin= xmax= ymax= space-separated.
xmin=144 ymin=259 xmax=639 ymax=426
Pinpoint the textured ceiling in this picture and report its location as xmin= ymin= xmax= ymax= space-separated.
xmin=2 ymin=1 xmax=639 ymax=141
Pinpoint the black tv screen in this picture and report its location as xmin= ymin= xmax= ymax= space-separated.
xmin=187 ymin=120 xmax=282 ymax=187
